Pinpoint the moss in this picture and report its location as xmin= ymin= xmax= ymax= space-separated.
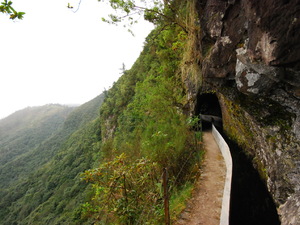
xmin=218 ymin=89 xmax=298 ymax=187
xmin=202 ymin=36 xmax=215 ymax=58
xmin=266 ymin=134 xmax=279 ymax=150
xmin=235 ymin=94 xmax=294 ymax=131
xmin=203 ymin=43 xmax=214 ymax=58
xmin=220 ymin=86 xmax=295 ymax=136
xmin=220 ymin=93 xmax=272 ymax=180
xmin=221 ymin=95 xmax=254 ymax=151
xmin=254 ymin=156 xmax=268 ymax=182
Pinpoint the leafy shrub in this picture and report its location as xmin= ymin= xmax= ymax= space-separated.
xmin=82 ymin=153 xmax=163 ymax=224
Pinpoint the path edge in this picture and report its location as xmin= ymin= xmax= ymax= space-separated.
xmin=212 ymin=124 xmax=232 ymax=225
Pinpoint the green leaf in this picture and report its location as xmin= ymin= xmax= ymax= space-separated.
xmin=17 ymin=11 xmax=25 ymax=19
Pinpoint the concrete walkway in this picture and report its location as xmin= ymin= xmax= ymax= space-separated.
xmin=175 ymin=131 xmax=226 ymax=225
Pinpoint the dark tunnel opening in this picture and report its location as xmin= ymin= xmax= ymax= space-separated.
xmin=195 ymin=93 xmax=280 ymax=225
xmin=194 ymin=93 xmax=223 ymax=130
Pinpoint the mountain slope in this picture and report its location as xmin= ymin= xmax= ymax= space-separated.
xmin=0 ymin=94 xmax=105 ymax=224
xmin=0 ymin=104 xmax=75 ymax=166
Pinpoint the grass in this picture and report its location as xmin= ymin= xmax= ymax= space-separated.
xmin=169 ymin=182 xmax=194 ymax=222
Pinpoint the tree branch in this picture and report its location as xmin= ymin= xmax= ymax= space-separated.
xmin=132 ymin=5 xmax=188 ymax=33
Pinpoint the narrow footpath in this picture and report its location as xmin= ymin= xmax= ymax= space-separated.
xmin=175 ymin=131 xmax=226 ymax=225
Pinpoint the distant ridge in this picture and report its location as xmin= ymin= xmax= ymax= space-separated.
xmin=0 ymin=93 xmax=105 ymax=224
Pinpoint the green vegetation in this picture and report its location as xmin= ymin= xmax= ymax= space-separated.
xmin=98 ymin=0 xmax=191 ymax=34
xmin=0 ymin=95 xmax=105 ymax=224
xmin=0 ymin=0 xmax=24 ymax=19
xmin=82 ymin=153 xmax=162 ymax=224
xmin=83 ymin=1 xmax=202 ymax=223
xmin=0 ymin=1 xmax=203 ymax=224
xmin=169 ymin=182 xmax=194 ymax=221
xmin=0 ymin=105 xmax=74 ymax=168
xmin=220 ymin=89 xmax=296 ymax=185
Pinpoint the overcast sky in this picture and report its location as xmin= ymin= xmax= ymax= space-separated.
xmin=0 ymin=0 xmax=153 ymax=119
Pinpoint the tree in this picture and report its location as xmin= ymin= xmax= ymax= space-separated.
xmin=0 ymin=0 xmax=24 ymax=20
xmin=2 ymin=0 xmax=189 ymax=33
xmin=99 ymin=0 xmax=189 ymax=33
xmin=67 ymin=0 xmax=189 ymax=33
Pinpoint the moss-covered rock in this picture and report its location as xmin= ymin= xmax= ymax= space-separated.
xmin=193 ymin=1 xmax=300 ymax=223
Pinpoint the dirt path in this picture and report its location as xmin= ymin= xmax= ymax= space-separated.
xmin=175 ymin=131 xmax=226 ymax=225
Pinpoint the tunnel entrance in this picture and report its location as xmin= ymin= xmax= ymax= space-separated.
xmin=194 ymin=93 xmax=222 ymax=130
xmin=195 ymin=92 xmax=280 ymax=225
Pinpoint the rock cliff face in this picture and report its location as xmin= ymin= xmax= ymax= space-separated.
xmin=193 ymin=0 xmax=300 ymax=224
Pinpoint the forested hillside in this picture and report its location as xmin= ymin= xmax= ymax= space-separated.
xmin=0 ymin=94 xmax=105 ymax=224
xmin=81 ymin=0 xmax=203 ymax=223
xmin=0 ymin=0 xmax=204 ymax=224
xmin=0 ymin=104 xmax=74 ymax=167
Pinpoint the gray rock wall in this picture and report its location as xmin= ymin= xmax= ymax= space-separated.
xmin=194 ymin=0 xmax=300 ymax=223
